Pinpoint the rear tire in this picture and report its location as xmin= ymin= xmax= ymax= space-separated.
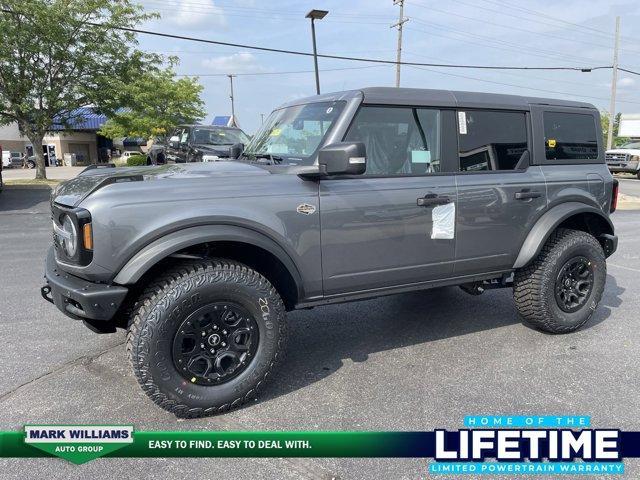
xmin=127 ymin=259 xmax=287 ymax=418
xmin=513 ymin=228 xmax=606 ymax=333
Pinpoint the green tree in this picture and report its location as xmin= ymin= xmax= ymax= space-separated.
xmin=600 ymin=111 xmax=630 ymax=148
xmin=0 ymin=0 xmax=155 ymax=179
xmin=98 ymin=67 xmax=205 ymax=141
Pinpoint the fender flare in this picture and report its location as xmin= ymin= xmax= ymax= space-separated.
xmin=112 ymin=224 xmax=304 ymax=298
xmin=512 ymin=202 xmax=614 ymax=269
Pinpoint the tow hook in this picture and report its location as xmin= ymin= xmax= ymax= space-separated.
xmin=460 ymin=282 xmax=485 ymax=296
xmin=40 ymin=285 xmax=54 ymax=304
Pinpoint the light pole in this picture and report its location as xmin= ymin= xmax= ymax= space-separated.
xmin=227 ymin=74 xmax=236 ymax=125
xmin=306 ymin=9 xmax=328 ymax=95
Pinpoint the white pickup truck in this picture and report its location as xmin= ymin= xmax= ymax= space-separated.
xmin=606 ymin=141 xmax=640 ymax=179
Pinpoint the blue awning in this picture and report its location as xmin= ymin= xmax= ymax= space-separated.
xmin=212 ymin=116 xmax=231 ymax=126
xmin=51 ymin=107 xmax=108 ymax=131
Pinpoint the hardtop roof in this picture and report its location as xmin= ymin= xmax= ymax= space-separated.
xmin=280 ymin=87 xmax=595 ymax=110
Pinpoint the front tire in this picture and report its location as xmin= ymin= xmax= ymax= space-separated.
xmin=513 ymin=228 xmax=606 ymax=333
xmin=127 ymin=259 xmax=287 ymax=418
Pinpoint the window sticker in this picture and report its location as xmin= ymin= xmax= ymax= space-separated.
xmin=431 ymin=202 xmax=455 ymax=240
xmin=547 ymin=138 xmax=557 ymax=147
xmin=270 ymin=128 xmax=281 ymax=137
xmin=411 ymin=150 xmax=431 ymax=163
xmin=458 ymin=111 xmax=467 ymax=135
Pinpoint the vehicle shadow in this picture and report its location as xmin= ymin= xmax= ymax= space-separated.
xmin=257 ymin=275 xmax=624 ymax=405
xmin=0 ymin=186 xmax=51 ymax=213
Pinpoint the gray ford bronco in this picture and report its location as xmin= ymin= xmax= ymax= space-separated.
xmin=42 ymin=87 xmax=619 ymax=417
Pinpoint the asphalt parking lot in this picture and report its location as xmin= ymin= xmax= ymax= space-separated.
xmin=1 ymin=186 xmax=639 ymax=479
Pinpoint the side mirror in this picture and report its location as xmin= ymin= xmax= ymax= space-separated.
xmin=318 ymin=142 xmax=366 ymax=176
xmin=230 ymin=143 xmax=244 ymax=159
xmin=514 ymin=149 xmax=530 ymax=170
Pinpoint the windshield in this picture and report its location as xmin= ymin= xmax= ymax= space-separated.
xmin=192 ymin=128 xmax=250 ymax=146
xmin=244 ymin=101 xmax=346 ymax=165
xmin=620 ymin=141 xmax=640 ymax=149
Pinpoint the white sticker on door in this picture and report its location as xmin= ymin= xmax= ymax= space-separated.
xmin=431 ymin=202 xmax=455 ymax=240
xmin=458 ymin=111 xmax=467 ymax=135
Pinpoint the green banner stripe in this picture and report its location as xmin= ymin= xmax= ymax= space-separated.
xmin=2 ymin=431 xmax=419 ymax=458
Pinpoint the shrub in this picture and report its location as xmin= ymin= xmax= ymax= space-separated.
xmin=126 ymin=155 xmax=148 ymax=166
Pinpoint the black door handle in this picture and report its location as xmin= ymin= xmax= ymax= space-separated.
xmin=514 ymin=190 xmax=542 ymax=200
xmin=417 ymin=194 xmax=450 ymax=207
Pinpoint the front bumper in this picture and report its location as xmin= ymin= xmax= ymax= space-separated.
xmin=607 ymin=161 xmax=639 ymax=174
xmin=42 ymin=247 xmax=128 ymax=331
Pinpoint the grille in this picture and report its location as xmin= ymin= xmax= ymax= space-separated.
xmin=606 ymin=153 xmax=628 ymax=162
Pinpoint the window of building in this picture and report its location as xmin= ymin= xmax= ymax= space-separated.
xmin=344 ymin=106 xmax=441 ymax=176
xmin=543 ymin=112 xmax=598 ymax=160
xmin=457 ymin=110 xmax=528 ymax=172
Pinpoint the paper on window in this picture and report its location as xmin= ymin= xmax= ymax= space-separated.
xmin=431 ymin=202 xmax=455 ymax=240
xmin=458 ymin=111 xmax=467 ymax=135
xmin=411 ymin=150 xmax=431 ymax=163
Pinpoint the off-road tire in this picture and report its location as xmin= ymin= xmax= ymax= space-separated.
xmin=127 ymin=259 xmax=287 ymax=418
xmin=513 ymin=228 xmax=606 ymax=334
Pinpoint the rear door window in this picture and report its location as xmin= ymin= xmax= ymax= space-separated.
xmin=543 ymin=112 xmax=598 ymax=160
xmin=457 ymin=110 xmax=528 ymax=171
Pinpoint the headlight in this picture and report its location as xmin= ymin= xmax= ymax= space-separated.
xmin=61 ymin=214 xmax=78 ymax=257
xmin=631 ymin=155 xmax=639 ymax=162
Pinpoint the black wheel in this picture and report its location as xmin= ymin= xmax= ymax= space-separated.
xmin=127 ymin=259 xmax=287 ymax=417
xmin=636 ymin=170 xmax=640 ymax=180
xmin=513 ymin=228 xmax=606 ymax=333
xmin=26 ymin=160 xmax=35 ymax=169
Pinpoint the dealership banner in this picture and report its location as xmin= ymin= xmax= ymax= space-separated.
xmin=1 ymin=416 xmax=640 ymax=473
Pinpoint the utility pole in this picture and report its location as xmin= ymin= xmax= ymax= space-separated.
xmin=391 ymin=0 xmax=408 ymax=87
xmin=607 ymin=16 xmax=620 ymax=150
xmin=227 ymin=74 xmax=236 ymax=125
xmin=260 ymin=113 xmax=265 ymax=124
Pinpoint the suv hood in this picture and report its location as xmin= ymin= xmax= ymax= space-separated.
xmin=53 ymin=161 xmax=270 ymax=207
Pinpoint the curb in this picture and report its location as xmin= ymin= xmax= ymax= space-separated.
xmin=3 ymin=184 xmax=55 ymax=190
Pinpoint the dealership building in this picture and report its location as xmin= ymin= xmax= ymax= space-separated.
xmin=0 ymin=108 xmax=114 ymax=165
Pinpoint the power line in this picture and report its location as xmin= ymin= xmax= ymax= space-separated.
xmin=1 ymin=9 xmax=610 ymax=73
xmin=407 ymin=19 xmax=603 ymax=66
xmin=475 ymin=0 xmax=640 ymax=44
xmin=403 ymin=50 xmax=608 ymax=89
xmin=407 ymin=1 xmax=618 ymax=52
xmin=145 ymin=0 xmax=390 ymax=19
xmin=142 ymin=0 xmax=390 ymax=24
xmin=405 ymin=64 xmax=640 ymax=105
xmin=618 ymin=67 xmax=640 ymax=76
xmin=175 ymin=65 xmax=388 ymax=77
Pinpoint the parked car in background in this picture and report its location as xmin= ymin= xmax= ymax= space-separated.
xmin=0 ymin=145 xmax=3 ymax=193
xmin=606 ymin=141 xmax=640 ymax=179
xmin=147 ymin=125 xmax=250 ymax=164
xmin=2 ymin=151 xmax=24 ymax=168
xmin=115 ymin=151 xmax=144 ymax=164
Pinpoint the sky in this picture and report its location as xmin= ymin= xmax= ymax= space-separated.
xmin=136 ymin=0 xmax=640 ymax=135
